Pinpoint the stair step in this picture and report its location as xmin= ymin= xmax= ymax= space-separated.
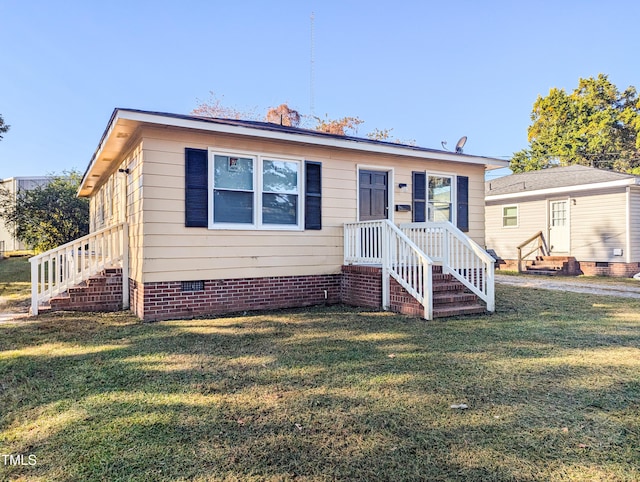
xmin=526 ymin=269 xmax=560 ymax=276
xmin=432 ymin=281 xmax=466 ymax=292
xmin=433 ymin=303 xmax=486 ymax=318
xmin=433 ymin=292 xmax=478 ymax=305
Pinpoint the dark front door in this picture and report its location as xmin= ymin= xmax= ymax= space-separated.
xmin=359 ymin=170 xmax=388 ymax=221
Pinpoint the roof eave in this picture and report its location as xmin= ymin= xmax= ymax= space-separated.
xmin=485 ymin=177 xmax=640 ymax=201
xmin=80 ymin=108 xmax=509 ymax=196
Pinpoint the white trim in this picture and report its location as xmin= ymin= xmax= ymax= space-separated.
xmin=486 ymin=178 xmax=640 ymax=201
xmin=548 ymin=198 xmax=571 ymax=253
xmin=501 ymin=204 xmax=519 ymax=228
xmin=356 ymin=164 xmax=395 ymax=223
xmin=426 ymin=172 xmax=456 ymax=224
xmin=626 ymin=186 xmax=631 ymax=263
xmin=117 ymin=110 xmax=507 ymax=165
xmin=80 ymin=109 xmax=508 ymax=195
xmin=208 ymin=147 xmax=304 ymax=231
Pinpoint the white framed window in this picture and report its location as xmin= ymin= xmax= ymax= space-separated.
xmin=502 ymin=205 xmax=518 ymax=227
xmin=428 ymin=174 xmax=453 ymax=222
xmin=209 ymin=149 xmax=302 ymax=230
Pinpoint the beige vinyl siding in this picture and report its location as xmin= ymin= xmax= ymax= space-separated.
xmin=88 ymin=142 xmax=145 ymax=283
xmin=628 ymin=186 xmax=640 ymax=262
xmin=485 ymin=198 xmax=548 ymax=260
xmin=138 ymin=127 xmax=486 ymax=283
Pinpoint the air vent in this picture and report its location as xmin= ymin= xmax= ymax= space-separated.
xmin=181 ymin=281 xmax=204 ymax=292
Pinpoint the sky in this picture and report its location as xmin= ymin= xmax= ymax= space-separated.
xmin=1 ymin=0 xmax=640 ymax=181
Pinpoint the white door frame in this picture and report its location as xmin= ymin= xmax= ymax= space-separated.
xmin=356 ymin=164 xmax=394 ymax=223
xmin=548 ymin=198 xmax=571 ymax=253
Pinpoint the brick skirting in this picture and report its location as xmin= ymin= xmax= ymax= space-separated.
xmin=340 ymin=265 xmax=382 ymax=309
xmin=498 ymin=259 xmax=640 ymax=277
xmin=578 ymin=261 xmax=640 ymax=277
xmin=51 ymin=264 xmax=489 ymax=320
xmin=133 ymin=274 xmax=342 ymax=322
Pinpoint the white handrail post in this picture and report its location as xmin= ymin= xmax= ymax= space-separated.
xmin=442 ymin=227 xmax=450 ymax=275
xmin=486 ymin=258 xmax=495 ymax=312
xmin=122 ymin=223 xmax=130 ymax=309
xmin=30 ymin=259 xmax=39 ymax=316
xmin=381 ymin=221 xmax=390 ymax=310
xmin=425 ymin=260 xmax=433 ymax=320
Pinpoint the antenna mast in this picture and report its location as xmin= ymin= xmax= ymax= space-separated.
xmin=310 ymin=12 xmax=315 ymax=116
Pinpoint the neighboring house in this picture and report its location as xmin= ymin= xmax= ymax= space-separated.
xmin=30 ymin=108 xmax=507 ymax=320
xmin=485 ymin=165 xmax=640 ymax=277
xmin=0 ymin=176 xmax=52 ymax=253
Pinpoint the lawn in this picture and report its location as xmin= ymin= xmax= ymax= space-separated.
xmin=0 ymin=256 xmax=31 ymax=310
xmin=0 ymin=280 xmax=639 ymax=480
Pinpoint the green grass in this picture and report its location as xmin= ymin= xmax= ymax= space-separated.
xmin=0 ymin=256 xmax=31 ymax=309
xmin=1 ymin=285 xmax=639 ymax=481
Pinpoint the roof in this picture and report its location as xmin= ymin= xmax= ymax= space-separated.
xmin=79 ymin=108 xmax=509 ymax=196
xmin=486 ymin=165 xmax=640 ymax=199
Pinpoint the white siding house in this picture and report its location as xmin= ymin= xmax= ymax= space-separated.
xmin=486 ymin=165 xmax=640 ymax=277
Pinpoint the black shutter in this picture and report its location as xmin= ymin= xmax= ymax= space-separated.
xmin=457 ymin=175 xmax=469 ymax=232
xmin=412 ymin=171 xmax=426 ymax=222
xmin=304 ymin=161 xmax=322 ymax=230
xmin=185 ymin=148 xmax=208 ymax=227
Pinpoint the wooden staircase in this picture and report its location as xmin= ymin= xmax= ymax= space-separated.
xmin=525 ymin=256 xmax=579 ymax=276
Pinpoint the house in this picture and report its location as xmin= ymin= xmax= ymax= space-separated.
xmin=0 ymin=176 xmax=53 ymax=254
xmin=30 ymin=109 xmax=507 ymax=320
xmin=485 ymin=165 xmax=640 ymax=277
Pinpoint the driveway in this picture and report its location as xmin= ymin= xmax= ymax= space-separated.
xmin=496 ymin=274 xmax=640 ymax=299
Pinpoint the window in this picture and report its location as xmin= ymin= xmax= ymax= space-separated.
xmin=428 ymin=175 xmax=452 ymax=222
xmin=502 ymin=205 xmax=518 ymax=227
xmin=210 ymin=150 xmax=302 ymax=229
xmin=262 ymin=160 xmax=299 ymax=225
xmin=213 ymin=154 xmax=254 ymax=224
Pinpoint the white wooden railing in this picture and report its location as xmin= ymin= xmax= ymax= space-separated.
xmin=345 ymin=220 xmax=434 ymax=319
xmin=400 ymin=222 xmax=495 ymax=312
xmin=29 ymin=223 xmax=128 ymax=315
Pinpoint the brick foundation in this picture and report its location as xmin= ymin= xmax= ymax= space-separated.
xmin=498 ymin=259 xmax=640 ymax=277
xmin=577 ymin=261 xmax=640 ymax=277
xmin=134 ymin=274 xmax=342 ymax=322
xmin=340 ymin=265 xmax=382 ymax=309
xmin=49 ymin=264 xmax=491 ymax=321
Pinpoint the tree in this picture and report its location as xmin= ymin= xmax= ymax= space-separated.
xmin=193 ymin=92 xmax=416 ymax=141
xmin=192 ymin=92 xmax=260 ymax=120
xmin=0 ymin=171 xmax=89 ymax=252
xmin=265 ymin=104 xmax=301 ymax=127
xmin=367 ymin=127 xmax=416 ymax=146
xmin=312 ymin=114 xmax=363 ymax=136
xmin=193 ymin=93 xmax=364 ymax=137
xmin=511 ymin=74 xmax=640 ymax=173
xmin=0 ymin=114 xmax=9 ymax=140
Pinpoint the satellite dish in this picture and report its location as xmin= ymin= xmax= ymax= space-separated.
xmin=455 ymin=136 xmax=467 ymax=154
xmin=441 ymin=141 xmax=449 ymax=151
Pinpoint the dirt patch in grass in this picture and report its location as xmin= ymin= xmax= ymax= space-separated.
xmin=1 ymin=288 xmax=639 ymax=481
